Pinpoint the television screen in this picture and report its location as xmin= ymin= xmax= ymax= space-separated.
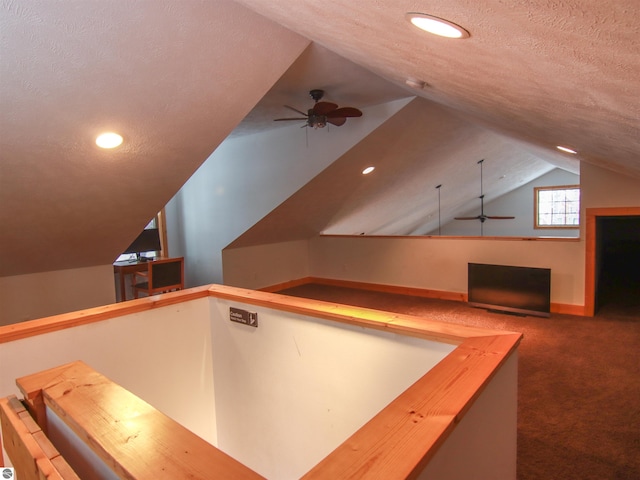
xmin=468 ymin=263 xmax=551 ymax=317
xmin=123 ymin=228 xmax=161 ymax=254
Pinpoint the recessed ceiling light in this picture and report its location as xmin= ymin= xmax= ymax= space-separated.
xmin=362 ymin=166 xmax=375 ymax=175
xmin=556 ymin=145 xmax=578 ymax=154
xmin=96 ymin=132 xmax=123 ymax=149
xmin=406 ymin=13 xmax=470 ymax=39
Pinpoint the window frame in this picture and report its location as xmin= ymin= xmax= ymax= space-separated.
xmin=534 ymin=184 xmax=580 ymax=229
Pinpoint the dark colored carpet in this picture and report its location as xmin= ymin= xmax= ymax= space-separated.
xmin=277 ymin=283 xmax=640 ymax=480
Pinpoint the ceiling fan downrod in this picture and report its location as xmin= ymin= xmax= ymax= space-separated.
xmin=453 ymin=158 xmax=515 ymax=234
xmin=436 ymin=184 xmax=442 ymax=235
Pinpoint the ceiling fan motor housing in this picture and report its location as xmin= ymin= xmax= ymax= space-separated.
xmin=309 ymin=89 xmax=325 ymax=102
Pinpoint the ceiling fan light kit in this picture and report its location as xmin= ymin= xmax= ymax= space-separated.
xmin=274 ymin=89 xmax=363 ymax=129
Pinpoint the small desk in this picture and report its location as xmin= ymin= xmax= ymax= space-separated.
xmin=113 ymin=260 xmax=151 ymax=301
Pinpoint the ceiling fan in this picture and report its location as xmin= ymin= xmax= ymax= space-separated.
xmin=274 ymin=89 xmax=363 ymax=129
xmin=455 ymin=159 xmax=515 ymax=232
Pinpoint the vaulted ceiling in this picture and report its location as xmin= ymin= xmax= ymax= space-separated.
xmin=1 ymin=0 xmax=638 ymax=277
xmin=234 ymin=0 xmax=639 ymax=177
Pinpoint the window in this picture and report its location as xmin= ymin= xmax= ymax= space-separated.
xmin=534 ymin=185 xmax=580 ymax=229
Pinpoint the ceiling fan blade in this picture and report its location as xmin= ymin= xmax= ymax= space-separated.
xmin=327 ymin=117 xmax=347 ymax=126
xmin=454 ymin=216 xmax=481 ymax=220
xmin=486 ymin=216 xmax=516 ymax=219
xmin=283 ymin=105 xmax=308 ymax=116
xmin=327 ymin=107 xmax=362 ymax=118
xmin=312 ymin=101 xmax=338 ymax=115
xmin=274 ymin=117 xmax=307 ymax=122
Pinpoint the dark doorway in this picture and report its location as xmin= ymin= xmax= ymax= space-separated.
xmin=595 ymin=216 xmax=640 ymax=318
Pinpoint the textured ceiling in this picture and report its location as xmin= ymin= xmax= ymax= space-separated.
xmin=230 ymin=43 xmax=412 ymax=138
xmin=229 ymin=97 xmax=564 ymax=248
xmin=0 ymin=0 xmax=309 ymax=276
xmin=1 ymin=0 xmax=638 ymax=278
xmin=236 ymin=0 xmax=640 ymax=178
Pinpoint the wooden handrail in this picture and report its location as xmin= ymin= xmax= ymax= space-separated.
xmin=1 ymin=283 xmax=522 ymax=479
xmin=208 ymin=284 xmax=510 ymax=343
xmin=320 ymin=233 xmax=580 ymax=241
xmin=0 ymin=286 xmax=212 ymax=344
xmin=10 ymin=361 xmax=264 ymax=480
xmin=303 ymin=334 xmax=521 ymax=479
xmin=0 ymin=395 xmax=80 ymax=479
xmin=1 ymin=283 xmax=508 ymax=345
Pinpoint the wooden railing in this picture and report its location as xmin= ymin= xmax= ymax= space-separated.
xmin=1 ymin=284 xmax=521 ymax=479
xmin=1 ymin=361 xmax=263 ymax=479
xmin=0 ymin=394 xmax=79 ymax=479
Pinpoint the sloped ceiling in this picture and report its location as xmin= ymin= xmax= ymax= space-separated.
xmin=0 ymin=0 xmax=308 ymax=277
xmin=236 ymin=0 xmax=639 ymax=178
xmin=229 ymin=97 xmax=563 ymax=247
xmin=230 ymin=43 xmax=411 ymax=138
xmin=1 ymin=0 xmax=639 ymax=278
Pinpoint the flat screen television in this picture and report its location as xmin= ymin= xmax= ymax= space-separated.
xmin=468 ymin=263 xmax=551 ymax=317
xmin=123 ymin=228 xmax=161 ymax=256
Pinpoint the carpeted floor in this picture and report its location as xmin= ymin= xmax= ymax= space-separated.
xmin=277 ymin=283 xmax=640 ymax=480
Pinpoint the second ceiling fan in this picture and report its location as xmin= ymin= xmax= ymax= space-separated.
xmin=455 ymin=159 xmax=515 ymax=232
xmin=274 ymin=89 xmax=363 ymax=129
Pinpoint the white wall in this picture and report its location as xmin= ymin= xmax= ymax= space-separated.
xmin=165 ymin=99 xmax=412 ymax=288
xmin=439 ymin=168 xmax=580 ymax=237
xmin=208 ymin=296 xmax=454 ymax=479
xmin=580 ymin=162 xmax=640 ymax=208
xmin=0 ymin=265 xmax=116 ymax=326
xmin=1 ymin=294 xmax=518 ymax=479
xmin=46 ymin=404 xmax=121 ymax=480
xmin=222 ymin=234 xmax=583 ymax=306
xmin=417 ymin=351 xmax=518 ymax=480
xmin=222 ymin=239 xmax=310 ymax=289
xmin=309 ymin=235 xmax=583 ymax=306
xmin=221 ymin=161 xmax=640 ymax=309
xmin=0 ymin=298 xmax=216 ymax=446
